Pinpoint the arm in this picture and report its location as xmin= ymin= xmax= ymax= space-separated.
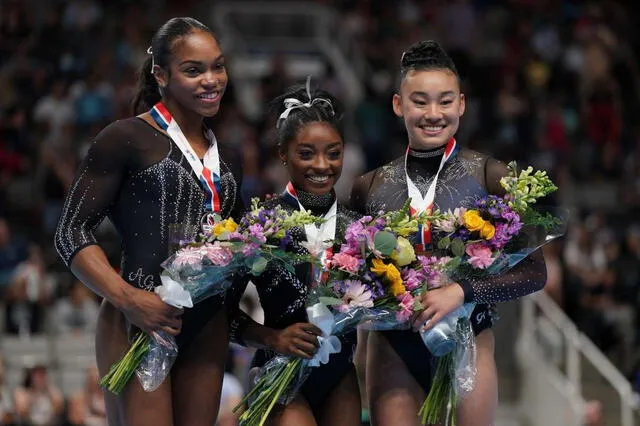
xmin=226 ymin=273 xmax=320 ymax=359
xmin=414 ymin=157 xmax=548 ymax=329
xmin=54 ymin=123 xmax=182 ymax=335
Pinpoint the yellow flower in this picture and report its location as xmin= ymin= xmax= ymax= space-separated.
xmin=371 ymin=258 xmax=388 ymax=277
xmin=372 ymin=259 xmax=406 ymax=296
xmin=391 ymin=236 xmax=416 ymax=266
xmin=390 ymin=278 xmax=406 ymax=297
xmin=223 ymin=218 xmax=238 ymax=233
xmin=385 ymin=263 xmax=402 ymax=285
xmin=463 ymin=210 xmax=485 ymax=232
xmin=479 ymin=222 xmax=495 ymax=240
xmin=212 ymin=218 xmax=238 ymax=237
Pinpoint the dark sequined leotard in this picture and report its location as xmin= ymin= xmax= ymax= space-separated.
xmin=228 ymin=191 xmax=360 ymax=416
xmin=350 ymin=146 xmax=546 ymax=390
xmin=55 ymin=117 xmax=244 ymax=349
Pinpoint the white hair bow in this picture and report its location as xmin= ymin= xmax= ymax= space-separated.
xmin=276 ymin=76 xmax=335 ymax=128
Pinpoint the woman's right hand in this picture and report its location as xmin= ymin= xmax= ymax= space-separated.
xmin=119 ymin=287 xmax=184 ymax=336
xmin=267 ymin=323 xmax=322 ymax=359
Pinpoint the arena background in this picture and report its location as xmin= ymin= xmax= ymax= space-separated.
xmin=1 ymin=1 xmax=640 ymax=425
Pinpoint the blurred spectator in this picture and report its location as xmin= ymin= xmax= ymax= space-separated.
xmin=4 ymin=245 xmax=54 ymax=336
xmin=542 ymin=241 xmax=564 ymax=308
xmin=0 ymin=356 xmax=14 ymax=425
xmin=33 ymin=79 xmax=75 ymax=141
xmin=66 ymin=366 xmax=106 ymax=426
xmin=13 ymin=365 xmax=64 ymax=426
xmin=217 ymin=359 xmax=242 ymax=426
xmin=583 ymin=399 xmax=604 ymax=426
xmin=0 ymin=218 xmax=29 ymax=291
xmin=37 ymin=140 xmax=77 ymax=237
xmin=62 ymin=0 xmax=103 ymax=33
xmin=50 ymin=280 xmax=99 ymax=336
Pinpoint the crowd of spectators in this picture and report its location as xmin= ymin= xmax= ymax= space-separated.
xmin=2 ymin=0 xmax=640 ymax=424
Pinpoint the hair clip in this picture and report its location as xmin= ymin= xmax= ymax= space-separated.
xmin=147 ymin=46 xmax=155 ymax=74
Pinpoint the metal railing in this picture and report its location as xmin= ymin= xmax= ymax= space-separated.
xmin=210 ymin=1 xmax=363 ymax=105
xmin=517 ymin=291 xmax=639 ymax=426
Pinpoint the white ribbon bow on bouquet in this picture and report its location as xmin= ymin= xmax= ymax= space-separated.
xmin=157 ymin=272 xmax=194 ymax=308
xmin=306 ymin=303 xmax=342 ymax=367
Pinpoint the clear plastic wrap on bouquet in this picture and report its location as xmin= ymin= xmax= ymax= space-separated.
xmin=251 ymin=355 xmax=311 ymax=406
xmin=452 ymin=317 xmax=476 ymax=400
xmin=135 ymin=330 xmax=179 ymax=392
xmin=421 ymin=205 xmax=570 ymax=358
xmin=241 ymin=301 xmax=394 ymax=425
xmin=160 ymin=245 xmax=248 ymax=304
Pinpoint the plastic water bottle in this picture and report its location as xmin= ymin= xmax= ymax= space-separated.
xmin=420 ymin=303 xmax=476 ymax=356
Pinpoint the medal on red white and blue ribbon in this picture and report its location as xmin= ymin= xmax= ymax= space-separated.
xmin=150 ymin=102 xmax=222 ymax=231
xmin=405 ymin=137 xmax=458 ymax=252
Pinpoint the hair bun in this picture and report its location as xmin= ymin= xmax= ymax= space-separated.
xmin=400 ymin=40 xmax=458 ymax=76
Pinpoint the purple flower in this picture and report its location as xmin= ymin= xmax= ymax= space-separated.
xmin=280 ymin=230 xmax=293 ymax=249
xmin=345 ymin=220 xmax=366 ymax=246
xmin=490 ymin=222 xmax=512 ymax=249
xmin=248 ymin=223 xmax=267 ymax=244
xmin=401 ymin=268 xmax=426 ymax=291
xmin=375 ymin=218 xmax=387 ymax=230
xmin=242 ymin=242 xmax=261 ymax=257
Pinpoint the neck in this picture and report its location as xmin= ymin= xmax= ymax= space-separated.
xmin=292 ymin=186 xmax=335 ymax=215
xmin=408 ymin=138 xmax=453 ymax=152
xmin=162 ymin=97 xmax=205 ymax=142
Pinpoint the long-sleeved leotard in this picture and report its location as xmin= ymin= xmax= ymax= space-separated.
xmin=350 ymin=146 xmax=546 ymax=389
xmin=228 ymin=191 xmax=360 ymax=416
xmin=55 ymin=117 xmax=243 ymax=348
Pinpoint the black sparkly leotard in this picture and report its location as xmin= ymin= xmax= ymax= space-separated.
xmin=228 ymin=191 xmax=360 ymax=416
xmin=350 ymin=146 xmax=546 ymax=390
xmin=55 ymin=117 xmax=243 ymax=349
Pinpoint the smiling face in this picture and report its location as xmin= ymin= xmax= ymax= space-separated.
xmin=154 ymin=29 xmax=227 ymax=117
xmin=280 ymin=121 xmax=344 ymax=195
xmin=393 ymin=68 xmax=465 ymax=149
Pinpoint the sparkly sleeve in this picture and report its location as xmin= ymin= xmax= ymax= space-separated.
xmin=457 ymin=157 xmax=547 ymax=303
xmin=54 ymin=122 xmax=131 ymax=267
xmin=349 ymin=171 xmax=375 ymax=215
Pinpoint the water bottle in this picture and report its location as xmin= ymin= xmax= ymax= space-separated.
xmin=420 ymin=303 xmax=475 ymax=357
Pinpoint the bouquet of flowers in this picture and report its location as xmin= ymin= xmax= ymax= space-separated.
xmin=99 ymin=199 xmax=323 ymax=395
xmin=234 ymin=201 xmax=429 ymax=426
xmin=417 ymin=162 xmax=564 ymax=425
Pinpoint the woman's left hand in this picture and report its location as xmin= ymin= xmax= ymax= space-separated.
xmin=412 ymin=284 xmax=465 ymax=332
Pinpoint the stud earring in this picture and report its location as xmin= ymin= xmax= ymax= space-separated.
xmin=282 ymin=161 xmax=287 ymax=166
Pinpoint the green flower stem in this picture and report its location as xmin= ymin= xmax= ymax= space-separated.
xmin=99 ymin=333 xmax=150 ymax=395
xmin=419 ymin=353 xmax=457 ymax=425
xmin=236 ymin=358 xmax=303 ymax=426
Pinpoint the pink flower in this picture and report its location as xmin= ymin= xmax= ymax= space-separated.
xmin=332 ymin=252 xmax=361 ymax=273
xmin=202 ymin=243 xmax=233 ymax=266
xmin=396 ymin=292 xmax=415 ymax=323
xmin=465 ymin=243 xmax=495 ymax=269
xmin=337 ymin=280 xmax=374 ymax=312
xmin=173 ymin=246 xmax=204 ymax=269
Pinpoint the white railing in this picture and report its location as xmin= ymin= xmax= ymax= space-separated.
xmin=516 ymin=291 xmax=638 ymax=426
xmin=210 ymin=2 xmax=363 ymax=106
